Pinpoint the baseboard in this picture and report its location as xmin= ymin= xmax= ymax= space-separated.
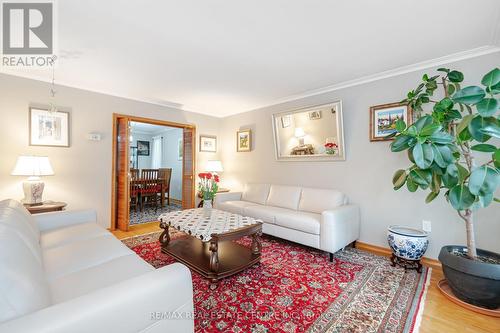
xmin=355 ymin=241 xmax=442 ymax=271
xmin=170 ymin=198 xmax=182 ymax=205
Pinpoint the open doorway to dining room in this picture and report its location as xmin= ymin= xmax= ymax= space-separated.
xmin=111 ymin=114 xmax=196 ymax=231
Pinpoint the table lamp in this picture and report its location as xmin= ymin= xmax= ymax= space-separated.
xmin=11 ymin=155 xmax=54 ymax=206
xmin=295 ymin=127 xmax=306 ymax=145
xmin=205 ymin=160 xmax=223 ymax=175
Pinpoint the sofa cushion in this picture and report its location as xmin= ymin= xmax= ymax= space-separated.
xmin=0 ymin=226 xmax=51 ymax=323
xmin=243 ymin=205 xmax=292 ymax=224
xmin=241 ymin=183 xmax=270 ymax=205
xmin=273 ymin=210 xmax=321 ymax=235
xmin=298 ymin=188 xmax=346 ymax=214
xmin=43 ymin=234 xmax=133 ymax=281
xmin=40 ymin=222 xmax=109 ymax=250
xmin=0 ymin=200 xmax=42 ymax=263
xmin=266 ymin=185 xmax=302 ymax=210
xmin=216 ymin=200 xmax=258 ymax=216
xmin=50 ymin=254 xmax=153 ymax=304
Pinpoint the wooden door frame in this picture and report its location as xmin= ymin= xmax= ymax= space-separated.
xmin=110 ymin=113 xmax=196 ymax=231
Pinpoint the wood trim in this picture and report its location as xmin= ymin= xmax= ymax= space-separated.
xmin=355 ymin=241 xmax=442 ymax=271
xmin=110 ymin=113 xmax=197 ymax=230
xmin=113 ymin=113 xmax=195 ymax=129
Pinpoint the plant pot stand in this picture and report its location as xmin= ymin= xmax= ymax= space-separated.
xmin=390 ymin=254 xmax=423 ymax=273
xmin=437 ymin=279 xmax=500 ymax=317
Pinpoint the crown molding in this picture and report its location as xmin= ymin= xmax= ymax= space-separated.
xmin=241 ymin=45 xmax=500 ymax=115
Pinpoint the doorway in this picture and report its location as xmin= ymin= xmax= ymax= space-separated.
xmin=111 ymin=114 xmax=196 ymax=231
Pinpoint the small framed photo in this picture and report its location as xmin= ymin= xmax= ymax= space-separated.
xmin=178 ymin=138 xmax=183 ymax=160
xmin=281 ymin=115 xmax=291 ymax=128
xmin=370 ymin=102 xmax=412 ymax=142
xmin=237 ymin=129 xmax=252 ymax=152
xmin=309 ymin=110 xmax=322 ymax=120
xmin=137 ymin=140 xmax=150 ymax=156
xmin=29 ymin=107 xmax=70 ymax=147
xmin=200 ymin=135 xmax=217 ymax=152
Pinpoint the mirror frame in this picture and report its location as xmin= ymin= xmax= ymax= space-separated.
xmin=272 ymin=101 xmax=345 ymax=162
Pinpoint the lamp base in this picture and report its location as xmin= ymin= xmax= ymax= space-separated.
xmin=22 ymin=178 xmax=45 ymax=206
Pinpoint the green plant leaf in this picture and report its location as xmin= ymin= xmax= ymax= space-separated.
xmin=469 ymin=116 xmax=496 ymax=142
xmin=391 ymin=135 xmax=414 ymax=152
xmin=456 ymin=114 xmax=474 ymax=135
xmin=476 ymin=98 xmax=499 ymax=117
xmin=494 ymin=197 xmax=500 ymax=203
xmin=469 ymin=166 xmax=500 ymax=196
xmin=471 ymin=144 xmax=497 ymax=152
xmin=413 ymin=115 xmax=434 ymax=132
xmin=449 ymin=185 xmax=476 ymax=210
xmin=431 ymin=144 xmax=453 ymax=168
xmin=410 ymin=169 xmax=432 ymax=188
xmin=437 ymin=68 xmax=450 ymax=73
xmin=480 ymin=123 xmax=500 ymax=139
xmin=407 ymin=177 xmax=418 ymax=192
xmin=447 ymin=84 xmax=456 ymax=95
xmin=494 ymin=149 xmax=500 ymax=168
xmin=448 ymin=70 xmax=464 ymax=83
xmin=431 ymin=172 xmax=442 ymax=193
xmin=457 ymin=164 xmax=469 ymax=183
xmin=392 ymin=169 xmax=407 ymax=189
xmin=420 ymin=123 xmax=442 ymax=136
xmin=481 ymin=68 xmax=500 ymax=87
xmin=486 ymin=81 xmax=500 ymax=94
xmin=452 ymin=86 xmax=486 ymax=105
xmin=428 ymin=132 xmax=454 ymax=144
xmin=426 ymin=191 xmax=439 ymax=203
xmin=413 ymin=143 xmax=434 ymax=169
xmin=478 ymin=193 xmax=494 ymax=208
xmin=395 ymin=119 xmax=406 ymax=132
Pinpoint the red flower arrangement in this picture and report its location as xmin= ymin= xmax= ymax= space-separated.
xmin=198 ymin=172 xmax=219 ymax=201
xmin=324 ymin=142 xmax=338 ymax=155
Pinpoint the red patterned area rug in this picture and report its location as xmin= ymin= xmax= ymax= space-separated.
xmin=123 ymin=231 xmax=431 ymax=333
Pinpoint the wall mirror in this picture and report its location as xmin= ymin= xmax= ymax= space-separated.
xmin=272 ymin=101 xmax=345 ymax=161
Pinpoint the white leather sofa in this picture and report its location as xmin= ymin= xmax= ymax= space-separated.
xmin=0 ymin=199 xmax=194 ymax=333
xmin=215 ymin=184 xmax=360 ymax=259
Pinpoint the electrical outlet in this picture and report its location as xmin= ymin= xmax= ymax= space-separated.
xmin=422 ymin=220 xmax=432 ymax=233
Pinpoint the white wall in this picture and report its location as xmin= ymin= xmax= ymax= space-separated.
xmin=160 ymin=128 xmax=183 ymax=201
xmin=0 ymin=73 xmax=221 ymax=229
xmin=219 ymin=53 xmax=500 ymax=259
xmin=129 ymin=132 xmax=153 ymax=170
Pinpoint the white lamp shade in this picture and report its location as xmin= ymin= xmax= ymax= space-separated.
xmin=11 ymin=156 xmax=54 ymax=176
xmin=294 ymin=127 xmax=305 ymax=138
xmin=205 ymin=160 xmax=223 ymax=172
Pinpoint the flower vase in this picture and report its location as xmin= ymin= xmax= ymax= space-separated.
xmin=203 ymin=199 xmax=212 ymax=209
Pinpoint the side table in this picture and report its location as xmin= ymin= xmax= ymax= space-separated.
xmin=24 ymin=201 xmax=67 ymax=214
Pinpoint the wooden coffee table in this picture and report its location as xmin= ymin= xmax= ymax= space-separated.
xmin=159 ymin=208 xmax=262 ymax=288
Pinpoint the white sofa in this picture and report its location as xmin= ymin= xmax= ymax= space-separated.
xmin=215 ymin=184 xmax=360 ymax=259
xmin=0 ymin=199 xmax=194 ymax=333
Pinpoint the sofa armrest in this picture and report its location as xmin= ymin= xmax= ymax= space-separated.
xmin=320 ymin=205 xmax=360 ymax=254
xmin=214 ymin=192 xmax=243 ymax=207
xmin=34 ymin=209 xmax=98 ymax=232
xmin=0 ymin=263 xmax=194 ymax=333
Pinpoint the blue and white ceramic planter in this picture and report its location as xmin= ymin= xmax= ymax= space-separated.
xmin=387 ymin=225 xmax=429 ymax=261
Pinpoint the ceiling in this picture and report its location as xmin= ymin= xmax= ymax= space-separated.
xmin=2 ymin=0 xmax=500 ymax=117
xmin=130 ymin=121 xmax=177 ymax=135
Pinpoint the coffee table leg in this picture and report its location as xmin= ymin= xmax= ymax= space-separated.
xmin=251 ymin=232 xmax=262 ymax=255
xmin=159 ymin=223 xmax=170 ymax=246
xmin=209 ymin=240 xmax=219 ymax=272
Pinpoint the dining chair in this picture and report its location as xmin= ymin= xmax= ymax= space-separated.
xmin=141 ymin=169 xmax=159 ymax=181
xmin=130 ymin=179 xmax=142 ymax=212
xmin=158 ymin=168 xmax=172 ymax=206
xmin=130 ymin=168 xmax=139 ymax=180
xmin=140 ymin=179 xmax=160 ymax=211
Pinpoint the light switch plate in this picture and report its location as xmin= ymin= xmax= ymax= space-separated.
xmin=87 ymin=133 xmax=101 ymax=141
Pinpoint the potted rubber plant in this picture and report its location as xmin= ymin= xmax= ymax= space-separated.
xmin=389 ymin=67 xmax=500 ymax=309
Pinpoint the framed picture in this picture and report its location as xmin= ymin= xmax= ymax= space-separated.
xmin=137 ymin=140 xmax=150 ymax=156
xmin=200 ymin=135 xmax=217 ymax=152
xmin=370 ymin=102 xmax=412 ymax=142
xmin=29 ymin=107 xmax=70 ymax=147
xmin=237 ymin=129 xmax=252 ymax=152
xmin=309 ymin=110 xmax=322 ymax=120
xmin=281 ymin=115 xmax=291 ymax=128
xmin=178 ymin=138 xmax=183 ymax=160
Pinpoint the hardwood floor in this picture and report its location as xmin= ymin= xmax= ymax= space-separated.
xmin=112 ymin=227 xmax=500 ymax=332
